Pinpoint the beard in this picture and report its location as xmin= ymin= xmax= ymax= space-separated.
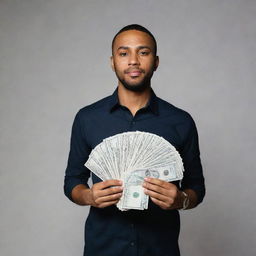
xmin=115 ymin=68 xmax=154 ymax=92
xmin=119 ymin=77 xmax=151 ymax=92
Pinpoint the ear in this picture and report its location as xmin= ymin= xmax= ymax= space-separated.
xmin=154 ymin=56 xmax=159 ymax=71
xmin=110 ymin=56 xmax=115 ymax=72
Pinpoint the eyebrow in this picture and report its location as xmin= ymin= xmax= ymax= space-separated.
xmin=117 ymin=46 xmax=152 ymax=51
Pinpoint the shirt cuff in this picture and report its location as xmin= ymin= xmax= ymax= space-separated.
xmin=64 ymin=176 xmax=89 ymax=202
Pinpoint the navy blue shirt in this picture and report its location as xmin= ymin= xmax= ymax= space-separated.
xmin=64 ymin=88 xmax=205 ymax=256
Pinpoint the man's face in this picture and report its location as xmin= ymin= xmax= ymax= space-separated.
xmin=111 ymin=30 xmax=159 ymax=92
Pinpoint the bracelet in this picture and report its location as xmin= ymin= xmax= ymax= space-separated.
xmin=181 ymin=191 xmax=189 ymax=210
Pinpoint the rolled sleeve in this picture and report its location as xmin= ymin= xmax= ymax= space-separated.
xmin=64 ymin=110 xmax=91 ymax=202
xmin=180 ymin=118 xmax=205 ymax=204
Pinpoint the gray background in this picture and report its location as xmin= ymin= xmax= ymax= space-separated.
xmin=1 ymin=0 xmax=255 ymax=255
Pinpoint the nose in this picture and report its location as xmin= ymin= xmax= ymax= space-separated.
xmin=128 ymin=52 xmax=139 ymax=66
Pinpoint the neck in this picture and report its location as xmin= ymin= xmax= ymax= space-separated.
xmin=117 ymin=84 xmax=151 ymax=116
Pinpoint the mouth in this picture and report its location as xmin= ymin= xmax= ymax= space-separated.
xmin=129 ymin=71 xmax=141 ymax=77
xmin=125 ymin=69 xmax=144 ymax=77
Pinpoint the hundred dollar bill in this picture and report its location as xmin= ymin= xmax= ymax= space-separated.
xmin=117 ymin=169 xmax=149 ymax=211
xmin=144 ymin=164 xmax=183 ymax=182
xmin=85 ymin=131 xmax=185 ymax=211
xmin=117 ymin=165 xmax=183 ymax=211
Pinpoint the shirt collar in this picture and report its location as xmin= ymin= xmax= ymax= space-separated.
xmin=109 ymin=87 xmax=159 ymax=115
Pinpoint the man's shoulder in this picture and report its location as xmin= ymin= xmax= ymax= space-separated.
xmin=77 ymin=94 xmax=112 ymax=117
xmin=157 ymin=96 xmax=194 ymax=122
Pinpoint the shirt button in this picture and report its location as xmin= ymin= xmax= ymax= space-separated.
xmin=132 ymin=121 xmax=135 ymax=125
xmin=131 ymin=223 xmax=134 ymax=228
xmin=130 ymin=242 xmax=135 ymax=246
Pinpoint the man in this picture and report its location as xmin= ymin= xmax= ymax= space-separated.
xmin=64 ymin=24 xmax=205 ymax=256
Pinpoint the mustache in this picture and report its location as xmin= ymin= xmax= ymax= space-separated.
xmin=124 ymin=68 xmax=145 ymax=74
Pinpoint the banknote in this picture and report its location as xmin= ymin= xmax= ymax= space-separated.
xmin=117 ymin=169 xmax=149 ymax=211
xmin=84 ymin=131 xmax=184 ymax=210
xmin=118 ymin=165 xmax=182 ymax=211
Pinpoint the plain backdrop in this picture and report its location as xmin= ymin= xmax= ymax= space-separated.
xmin=0 ymin=0 xmax=255 ymax=255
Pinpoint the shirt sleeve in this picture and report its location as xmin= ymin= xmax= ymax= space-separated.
xmin=64 ymin=110 xmax=91 ymax=202
xmin=180 ymin=117 xmax=206 ymax=205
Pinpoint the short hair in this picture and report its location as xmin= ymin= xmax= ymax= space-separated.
xmin=112 ymin=24 xmax=157 ymax=55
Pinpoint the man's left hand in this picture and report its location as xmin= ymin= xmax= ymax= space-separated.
xmin=143 ymin=177 xmax=182 ymax=210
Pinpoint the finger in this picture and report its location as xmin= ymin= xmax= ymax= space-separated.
xmin=144 ymin=177 xmax=173 ymax=189
xmin=96 ymin=179 xmax=123 ymax=190
xmin=143 ymin=182 xmax=167 ymax=195
xmin=98 ymin=200 xmax=119 ymax=209
xmin=96 ymin=185 xmax=123 ymax=198
xmin=95 ymin=192 xmax=122 ymax=204
xmin=150 ymin=197 xmax=170 ymax=210
xmin=144 ymin=188 xmax=173 ymax=204
xmin=143 ymin=181 xmax=177 ymax=200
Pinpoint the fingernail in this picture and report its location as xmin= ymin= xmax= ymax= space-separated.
xmin=144 ymin=177 xmax=149 ymax=181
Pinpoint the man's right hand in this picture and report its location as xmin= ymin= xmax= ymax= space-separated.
xmin=71 ymin=180 xmax=123 ymax=208
xmin=88 ymin=179 xmax=123 ymax=208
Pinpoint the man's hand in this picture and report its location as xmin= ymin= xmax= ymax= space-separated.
xmin=88 ymin=180 xmax=123 ymax=208
xmin=71 ymin=180 xmax=123 ymax=208
xmin=143 ymin=177 xmax=183 ymax=210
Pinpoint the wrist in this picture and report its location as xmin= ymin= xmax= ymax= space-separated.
xmin=71 ymin=184 xmax=93 ymax=206
xmin=172 ymin=190 xmax=189 ymax=210
xmin=180 ymin=191 xmax=189 ymax=210
xmin=171 ymin=190 xmax=184 ymax=210
xmin=83 ymin=188 xmax=95 ymax=206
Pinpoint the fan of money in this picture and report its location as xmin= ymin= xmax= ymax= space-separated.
xmin=85 ymin=131 xmax=184 ymax=211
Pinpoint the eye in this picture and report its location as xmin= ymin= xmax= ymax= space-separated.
xmin=119 ymin=52 xmax=127 ymax=57
xmin=139 ymin=51 xmax=150 ymax=56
